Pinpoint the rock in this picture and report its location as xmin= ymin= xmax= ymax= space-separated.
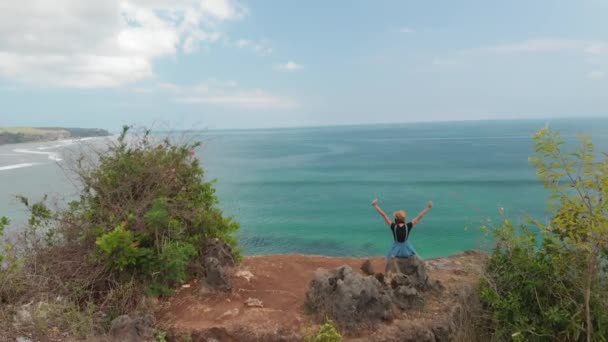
xmin=360 ymin=259 xmax=374 ymax=276
xmin=199 ymin=283 xmax=213 ymax=296
xmin=203 ymin=257 xmax=231 ymax=291
xmin=235 ymin=270 xmax=254 ymax=282
xmin=430 ymin=279 xmax=445 ymax=291
xmin=386 ymin=256 xmax=439 ymax=291
xmin=218 ymin=308 xmax=240 ymax=320
xmin=390 ymin=273 xmax=412 ymax=289
xmin=109 ymin=314 xmax=154 ymax=342
xmin=392 ymin=285 xmax=424 ymax=310
xmin=244 ymin=297 xmax=264 ymax=308
xmin=16 ymin=337 xmax=33 ymax=342
xmin=374 ymin=272 xmax=385 ymax=285
xmin=305 ymin=265 xmax=394 ymax=330
xmin=201 ymin=238 xmax=236 ymax=267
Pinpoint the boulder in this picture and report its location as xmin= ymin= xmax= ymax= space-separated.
xmin=201 ymin=238 xmax=236 ymax=267
xmin=386 ymin=256 xmax=441 ymax=291
xmin=360 ymin=259 xmax=374 ymax=276
xmin=305 ymin=265 xmax=394 ymax=330
xmin=203 ymin=257 xmax=231 ymax=291
xmin=392 ymin=285 xmax=424 ymax=310
xmin=109 ymin=314 xmax=154 ymax=342
xmin=374 ymin=272 xmax=385 ymax=285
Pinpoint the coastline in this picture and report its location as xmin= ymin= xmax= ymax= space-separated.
xmin=0 ymin=127 xmax=110 ymax=146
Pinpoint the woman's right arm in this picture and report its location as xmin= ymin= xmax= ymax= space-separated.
xmin=372 ymin=199 xmax=392 ymax=226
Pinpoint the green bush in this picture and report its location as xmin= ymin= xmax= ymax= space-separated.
xmin=0 ymin=126 xmax=240 ymax=338
xmin=64 ymin=126 xmax=239 ymax=295
xmin=480 ymin=128 xmax=608 ymax=342
xmin=305 ymin=320 xmax=342 ymax=342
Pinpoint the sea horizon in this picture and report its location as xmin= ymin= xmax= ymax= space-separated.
xmin=2 ymin=117 xmax=608 ymax=258
xmin=124 ymin=115 xmax=608 ymax=134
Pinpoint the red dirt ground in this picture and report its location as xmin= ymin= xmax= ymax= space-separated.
xmin=157 ymin=251 xmax=486 ymax=341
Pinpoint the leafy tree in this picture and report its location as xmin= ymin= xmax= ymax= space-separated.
xmin=481 ymin=127 xmax=608 ymax=341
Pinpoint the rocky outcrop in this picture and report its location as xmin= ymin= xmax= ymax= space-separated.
xmin=306 ymin=256 xmax=445 ymax=331
xmin=386 ymin=256 xmax=442 ymax=291
xmin=201 ymin=238 xmax=236 ymax=268
xmin=202 ymin=256 xmax=232 ymax=291
xmin=200 ymin=238 xmax=236 ymax=291
xmin=305 ymin=265 xmax=395 ymax=330
xmin=108 ymin=314 xmax=154 ymax=342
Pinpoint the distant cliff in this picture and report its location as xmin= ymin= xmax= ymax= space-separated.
xmin=0 ymin=127 xmax=110 ymax=145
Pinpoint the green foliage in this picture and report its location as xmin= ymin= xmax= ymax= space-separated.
xmin=0 ymin=216 xmax=8 ymax=263
xmin=67 ymin=126 xmax=239 ymax=293
xmin=481 ymin=127 xmax=608 ymax=341
xmin=305 ymin=320 xmax=342 ymax=342
xmin=0 ymin=126 xmax=240 ymax=339
xmin=96 ymin=225 xmax=147 ymax=272
xmin=154 ymin=329 xmax=168 ymax=342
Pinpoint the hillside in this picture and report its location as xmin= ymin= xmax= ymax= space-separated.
xmin=0 ymin=127 xmax=110 ymax=145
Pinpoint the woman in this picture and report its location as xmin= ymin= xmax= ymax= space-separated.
xmin=371 ymin=198 xmax=433 ymax=261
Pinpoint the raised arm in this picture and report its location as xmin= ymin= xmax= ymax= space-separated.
xmin=371 ymin=199 xmax=392 ymax=226
xmin=412 ymin=201 xmax=433 ymax=225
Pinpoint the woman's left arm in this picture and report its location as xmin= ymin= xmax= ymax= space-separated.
xmin=412 ymin=201 xmax=433 ymax=225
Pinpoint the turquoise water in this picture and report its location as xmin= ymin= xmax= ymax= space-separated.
xmin=2 ymin=118 xmax=608 ymax=257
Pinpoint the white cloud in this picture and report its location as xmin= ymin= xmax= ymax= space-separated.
xmin=588 ymin=70 xmax=606 ymax=80
xmin=234 ymin=39 xmax=273 ymax=56
xmin=475 ymin=39 xmax=584 ymax=54
xmin=142 ymin=80 xmax=296 ymax=110
xmin=177 ymin=90 xmax=295 ymax=109
xmin=274 ymin=61 xmax=303 ymax=72
xmin=471 ymin=39 xmax=608 ymax=56
xmin=0 ymin=0 xmax=247 ymax=88
xmin=445 ymin=38 xmax=608 ymax=78
xmin=199 ymin=0 xmax=247 ymax=20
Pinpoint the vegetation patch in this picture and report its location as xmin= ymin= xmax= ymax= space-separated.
xmin=0 ymin=126 xmax=239 ymax=340
xmin=480 ymin=128 xmax=608 ymax=342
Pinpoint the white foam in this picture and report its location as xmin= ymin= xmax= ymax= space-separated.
xmin=37 ymin=137 xmax=97 ymax=150
xmin=13 ymin=148 xmax=63 ymax=162
xmin=0 ymin=163 xmax=39 ymax=171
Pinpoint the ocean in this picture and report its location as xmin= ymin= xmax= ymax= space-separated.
xmin=2 ymin=118 xmax=608 ymax=258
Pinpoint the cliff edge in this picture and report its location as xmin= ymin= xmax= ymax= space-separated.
xmin=157 ymin=251 xmax=486 ymax=341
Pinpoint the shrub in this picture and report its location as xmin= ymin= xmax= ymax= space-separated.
xmin=305 ymin=320 xmax=342 ymax=342
xmin=0 ymin=126 xmax=240 ymax=339
xmin=480 ymin=128 xmax=608 ymax=342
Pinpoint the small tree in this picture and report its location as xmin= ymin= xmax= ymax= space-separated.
xmin=481 ymin=127 xmax=608 ymax=341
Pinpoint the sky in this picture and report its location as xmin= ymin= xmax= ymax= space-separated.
xmin=0 ymin=0 xmax=607 ymax=130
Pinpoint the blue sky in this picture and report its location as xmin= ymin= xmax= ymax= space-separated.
xmin=0 ymin=0 xmax=607 ymax=130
